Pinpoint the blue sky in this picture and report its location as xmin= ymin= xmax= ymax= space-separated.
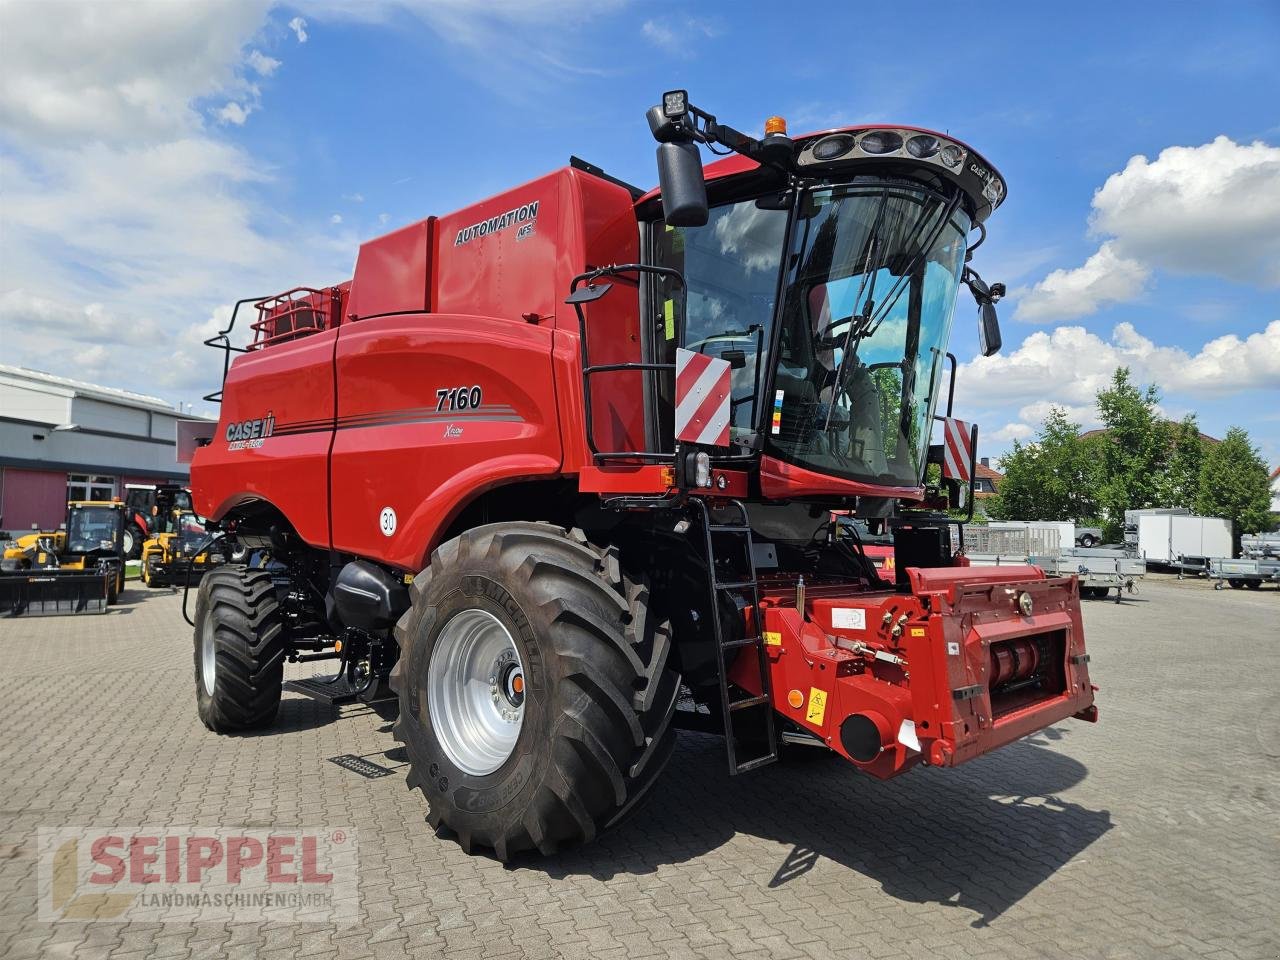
xmin=2 ymin=0 xmax=1277 ymax=465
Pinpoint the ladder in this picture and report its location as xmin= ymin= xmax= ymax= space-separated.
xmin=692 ymin=498 xmax=778 ymax=775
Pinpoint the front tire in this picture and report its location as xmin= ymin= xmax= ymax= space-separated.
xmin=194 ymin=566 xmax=286 ymax=732
xmin=144 ymin=556 xmax=164 ymax=588
xmin=123 ymin=524 xmax=144 ymax=560
xmin=391 ymin=522 xmax=680 ymax=859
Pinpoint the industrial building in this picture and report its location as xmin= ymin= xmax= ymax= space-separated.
xmin=0 ymin=365 xmax=211 ymax=534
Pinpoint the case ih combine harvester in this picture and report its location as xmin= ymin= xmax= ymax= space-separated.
xmin=191 ymin=92 xmax=1097 ymax=858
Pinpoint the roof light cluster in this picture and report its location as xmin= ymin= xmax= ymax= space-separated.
xmin=798 ymin=127 xmax=1006 ymax=209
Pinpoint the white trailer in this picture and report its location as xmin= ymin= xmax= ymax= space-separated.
xmin=1137 ymin=513 xmax=1232 ymax=569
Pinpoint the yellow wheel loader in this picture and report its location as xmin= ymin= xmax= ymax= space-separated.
xmin=140 ymin=509 xmax=223 ymax=588
xmin=0 ymin=501 xmax=127 ymax=615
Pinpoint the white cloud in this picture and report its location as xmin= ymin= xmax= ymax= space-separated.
xmin=1092 ymin=136 xmax=1280 ymax=286
xmin=641 ymin=15 xmax=720 ymax=52
xmin=958 ymin=320 xmax=1280 ymax=441
xmin=1015 ymin=242 xmax=1150 ymax=322
xmin=0 ymin=0 xmax=273 ymax=145
xmin=330 ymin=213 xmax=344 ymax=224
xmin=378 ymin=213 xmax=390 ymax=225
xmin=0 ymin=2 xmax=347 ymax=400
xmin=216 ymin=101 xmax=251 ymax=125
xmin=343 ymin=193 xmax=365 ymax=203
xmin=989 ymin=422 xmax=1035 ymax=443
xmin=1017 ymin=137 xmax=1280 ymax=322
xmin=246 ymin=50 xmax=282 ymax=76
xmin=288 ymin=16 xmax=308 ymax=43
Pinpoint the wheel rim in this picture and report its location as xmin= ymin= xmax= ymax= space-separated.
xmin=123 ymin=530 xmax=134 ymax=555
xmin=428 ymin=608 xmax=525 ymax=776
xmin=200 ymin=621 xmax=217 ymax=696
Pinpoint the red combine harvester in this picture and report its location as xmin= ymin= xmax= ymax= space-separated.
xmin=191 ymin=91 xmax=1096 ymax=858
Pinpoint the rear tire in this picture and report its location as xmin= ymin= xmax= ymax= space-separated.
xmin=194 ymin=566 xmax=286 ymax=732
xmin=1228 ymin=579 xmax=1245 ymax=589
xmin=391 ymin=522 xmax=680 ymax=859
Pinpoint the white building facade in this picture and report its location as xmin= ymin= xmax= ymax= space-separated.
xmin=0 ymin=365 xmax=212 ymax=533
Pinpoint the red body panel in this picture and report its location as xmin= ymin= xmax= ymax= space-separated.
xmin=193 ymin=330 xmax=337 ymax=547
xmin=329 ymin=313 xmax=561 ymax=569
xmin=193 ymin=166 xmax=642 ymax=561
xmin=760 ymin=454 xmax=924 ymax=501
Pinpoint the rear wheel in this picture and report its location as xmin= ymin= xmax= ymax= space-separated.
xmin=391 ymin=522 xmax=680 ymax=859
xmin=144 ymin=556 xmax=164 ymax=588
xmin=1228 ymin=579 xmax=1245 ymax=589
xmin=194 ymin=566 xmax=286 ymax=732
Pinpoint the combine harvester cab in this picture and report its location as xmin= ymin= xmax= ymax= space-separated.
xmin=190 ymin=89 xmax=1096 ymax=857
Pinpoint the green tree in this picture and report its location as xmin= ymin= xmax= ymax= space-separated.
xmin=987 ymin=407 xmax=1099 ymax=521
xmin=1156 ymin=414 xmax=1206 ymax=510
xmin=1195 ymin=426 xmax=1274 ymax=550
xmin=1094 ymin=367 xmax=1172 ymax=534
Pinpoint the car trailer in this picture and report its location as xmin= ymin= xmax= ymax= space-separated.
xmin=1210 ymin=556 xmax=1280 ymax=591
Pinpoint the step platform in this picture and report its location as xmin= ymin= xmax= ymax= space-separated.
xmin=283 ymin=675 xmax=396 ymax=706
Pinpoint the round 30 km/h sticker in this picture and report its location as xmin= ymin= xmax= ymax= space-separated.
xmin=379 ymin=507 xmax=397 ymax=537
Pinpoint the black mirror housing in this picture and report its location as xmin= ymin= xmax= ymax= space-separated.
xmin=656 ymin=141 xmax=708 ymax=227
xmin=978 ymin=301 xmax=1002 ymax=357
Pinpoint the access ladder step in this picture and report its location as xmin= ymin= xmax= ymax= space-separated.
xmin=734 ymin=754 xmax=778 ymax=774
xmin=707 ymin=524 xmax=752 ymax=533
xmin=721 ymin=637 xmax=760 ymax=650
xmin=728 ymin=694 xmax=771 ymax=712
xmin=713 ymin=579 xmax=756 ymax=590
xmin=283 ymin=676 xmax=395 ymax=706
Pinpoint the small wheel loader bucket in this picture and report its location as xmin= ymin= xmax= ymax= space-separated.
xmin=0 ymin=570 xmax=110 ymax=617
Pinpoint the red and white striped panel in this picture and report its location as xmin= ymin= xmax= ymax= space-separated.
xmin=674 ymin=348 xmax=732 ymax=447
xmin=941 ymin=417 xmax=973 ymax=483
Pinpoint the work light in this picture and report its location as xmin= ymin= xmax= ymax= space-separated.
xmin=662 ymin=90 xmax=688 ymax=119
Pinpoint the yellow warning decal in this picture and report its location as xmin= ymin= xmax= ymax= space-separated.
xmin=910 ymin=627 xmax=925 ymax=637
xmin=806 ymin=687 xmax=828 ymax=726
xmin=663 ymin=299 xmax=675 ymax=340
xmin=764 ymin=631 xmax=782 ymax=646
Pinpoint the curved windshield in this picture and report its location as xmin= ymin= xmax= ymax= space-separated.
xmin=767 ymin=182 xmax=969 ymax=486
xmin=66 ymin=506 xmax=121 ymax=553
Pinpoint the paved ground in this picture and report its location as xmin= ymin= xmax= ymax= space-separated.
xmin=1 ymin=574 xmax=1276 ymax=959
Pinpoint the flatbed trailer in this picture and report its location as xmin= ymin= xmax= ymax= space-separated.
xmin=1210 ymin=557 xmax=1280 ymax=590
xmin=1031 ymin=549 xmax=1145 ymax=602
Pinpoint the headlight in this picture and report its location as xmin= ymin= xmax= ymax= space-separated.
xmin=693 ymin=451 xmax=711 ymax=488
xmin=858 ymin=130 xmax=903 ymax=155
xmin=812 ymin=134 xmax=854 ymax=161
xmin=906 ymin=134 xmax=940 ymax=159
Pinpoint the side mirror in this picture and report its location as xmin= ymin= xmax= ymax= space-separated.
xmin=978 ymin=300 xmax=1002 ymax=357
xmin=655 ymin=141 xmax=708 ymax=227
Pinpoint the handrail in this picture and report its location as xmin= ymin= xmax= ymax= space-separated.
xmin=566 ymin=263 xmax=689 ymax=464
xmin=202 ymin=295 xmax=271 ymax=403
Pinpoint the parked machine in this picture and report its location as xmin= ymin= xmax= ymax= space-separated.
xmin=122 ymin=483 xmax=192 ymax=559
xmin=189 ymin=91 xmax=1097 ymax=858
xmin=141 ymin=508 xmax=223 ymax=588
xmin=0 ymin=501 xmax=126 ymax=615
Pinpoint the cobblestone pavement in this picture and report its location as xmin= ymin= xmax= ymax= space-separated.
xmin=1 ymin=575 xmax=1276 ymax=959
